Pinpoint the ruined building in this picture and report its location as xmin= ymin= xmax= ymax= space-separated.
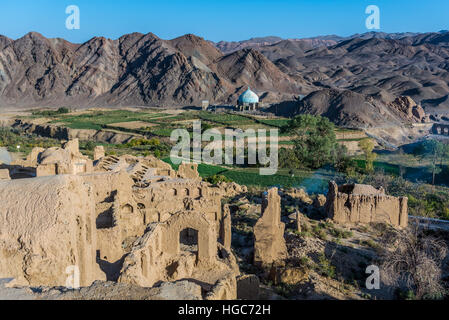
xmin=0 ymin=140 xmax=243 ymax=299
xmin=325 ymin=181 xmax=408 ymax=228
xmin=253 ymin=187 xmax=287 ymax=268
xmin=4 ymin=138 xmax=93 ymax=178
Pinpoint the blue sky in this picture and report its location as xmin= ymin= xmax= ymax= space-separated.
xmin=0 ymin=0 xmax=447 ymax=43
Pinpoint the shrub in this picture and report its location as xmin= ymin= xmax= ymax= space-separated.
xmin=317 ymin=253 xmax=336 ymax=279
xmin=380 ymin=226 xmax=447 ymax=299
xmin=205 ymin=174 xmax=232 ymax=185
xmin=57 ymin=107 xmax=70 ymax=114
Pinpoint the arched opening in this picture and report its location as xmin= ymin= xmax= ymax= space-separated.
xmin=122 ymin=204 xmax=134 ymax=214
xmin=179 ymin=227 xmax=198 ymax=255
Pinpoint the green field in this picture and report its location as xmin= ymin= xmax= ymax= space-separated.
xmin=49 ymin=110 xmax=168 ymax=130
xmin=162 ymin=157 xmax=331 ymax=192
xmin=256 ymin=118 xmax=291 ymax=128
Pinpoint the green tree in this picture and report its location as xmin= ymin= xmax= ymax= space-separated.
xmin=279 ymin=148 xmax=302 ymax=169
xmin=359 ymin=138 xmax=377 ymax=173
xmin=333 ymin=144 xmax=352 ymax=173
xmin=84 ymin=141 xmax=96 ymax=151
xmin=423 ymin=140 xmax=445 ymax=185
xmin=57 ymin=107 xmax=70 ymax=114
xmin=282 ymin=114 xmax=338 ymax=169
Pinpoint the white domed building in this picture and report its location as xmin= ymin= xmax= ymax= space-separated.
xmin=236 ymin=87 xmax=260 ymax=111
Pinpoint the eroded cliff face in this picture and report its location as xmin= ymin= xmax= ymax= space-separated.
xmin=325 ymin=181 xmax=408 ymax=228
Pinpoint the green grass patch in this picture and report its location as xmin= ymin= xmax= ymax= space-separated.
xmin=50 ymin=110 xmax=168 ymax=130
xmin=256 ymin=119 xmax=291 ymax=128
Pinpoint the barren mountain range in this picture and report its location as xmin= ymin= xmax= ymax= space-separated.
xmin=1 ymin=30 xmax=449 ymax=128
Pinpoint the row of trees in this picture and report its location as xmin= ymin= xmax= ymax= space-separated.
xmin=279 ymin=114 xmax=351 ymax=171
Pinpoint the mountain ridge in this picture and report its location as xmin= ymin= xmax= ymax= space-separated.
xmin=1 ymin=30 xmax=449 ymax=124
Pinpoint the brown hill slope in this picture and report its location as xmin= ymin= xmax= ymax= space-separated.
xmin=0 ymin=32 xmax=301 ymax=108
xmin=268 ymin=88 xmax=426 ymax=128
xmin=264 ymin=34 xmax=449 ymax=115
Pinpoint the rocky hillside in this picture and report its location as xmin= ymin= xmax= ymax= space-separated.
xmin=215 ymin=36 xmax=337 ymax=54
xmin=264 ymin=31 xmax=449 ymax=115
xmin=0 ymin=32 xmax=300 ymax=108
xmin=1 ymin=30 xmax=449 ymax=123
xmin=268 ymin=89 xmax=427 ymax=128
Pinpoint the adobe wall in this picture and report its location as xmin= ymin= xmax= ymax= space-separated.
xmin=80 ymin=171 xmax=143 ymax=279
xmin=34 ymin=139 xmax=93 ymax=177
xmin=253 ymin=188 xmax=287 ymax=268
xmin=178 ymin=162 xmax=200 ymax=180
xmin=325 ymin=181 xmax=408 ymax=228
xmin=118 ymin=211 xmax=238 ymax=298
xmin=133 ymin=180 xmax=223 ymax=232
xmin=0 ymin=141 xmax=242 ymax=296
xmin=0 ymin=175 xmax=101 ymax=287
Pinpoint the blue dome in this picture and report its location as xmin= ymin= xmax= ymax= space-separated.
xmin=238 ymin=87 xmax=259 ymax=104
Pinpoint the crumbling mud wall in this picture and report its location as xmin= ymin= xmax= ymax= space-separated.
xmin=118 ymin=211 xmax=239 ymax=298
xmin=0 ymin=175 xmax=101 ymax=287
xmin=0 ymin=141 xmax=242 ymax=297
xmin=95 ymin=154 xmax=176 ymax=184
xmin=93 ymin=146 xmax=105 ymax=161
xmin=80 ymin=171 xmax=142 ymax=280
xmin=133 ymin=180 xmax=223 ymax=232
xmin=10 ymin=119 xmax=137 ymax=144
xmin=325 ymin=181 xmax=408 ymax=228
xmin=253 ymin=187 xmax=287 ymax=268
xmin=11 ymin=139 xmax=93 ymax=177
xmin=36 ymin=139 xmax=93 ymax=176
xmin=177 ymin=162 xmax=200 ymax=180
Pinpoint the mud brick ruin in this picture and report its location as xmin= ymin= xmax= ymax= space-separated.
xmin=0 ymin=139 xmax=245 ymax=299
xmin=0 ymin=139 xmax=410 ymax=299
xmin=253 ymin=187 xmax=287 ymax=268
xmin=325 ymin=181 xmax=408 ymax=228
